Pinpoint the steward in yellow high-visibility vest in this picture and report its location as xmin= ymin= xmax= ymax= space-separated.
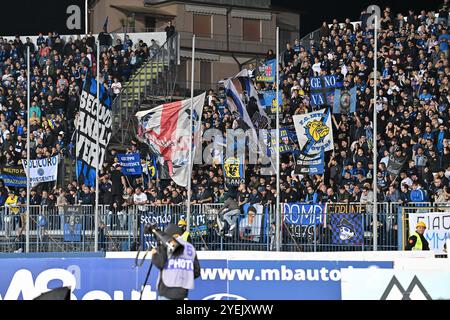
xmin=178 ymin=219 xmax=192 ymax=243
xmin=406 ymin=221 xmax=429 ymax=251
xmin=5 ymin=192 xmax=19 ymax=215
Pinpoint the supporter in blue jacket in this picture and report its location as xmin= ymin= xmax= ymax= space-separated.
xmin=409 ymin=182 xmax=429 ymax=203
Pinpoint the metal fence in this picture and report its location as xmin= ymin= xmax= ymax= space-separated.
xmin=0 ymin=202 xmax=448 ymax=253
xmin=299 ymin=27 xmax=322 ymax=52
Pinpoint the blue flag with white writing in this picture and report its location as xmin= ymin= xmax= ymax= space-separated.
xmin=310 ymin=75 xmax=342 ymax=107
xmin=294 ymin=149 xmax=325 ymax=175
xmin=118 ymin=153 xmax=142 ymax=176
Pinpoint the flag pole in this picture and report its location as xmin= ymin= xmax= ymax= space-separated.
xmin=26 ymin=46 xmax=30 ymax=253
xmin=186 ymin=34 xmax=195 ymax=233
xmin=275 ymin=27 xmax=281 ymax=251
xmin=94 ymin=40 xmax=100 ymax=252
xmin=373 ymin=15 xmax=378 ymax=251
xmin=85 ymin=0 xmax=88 ymax=34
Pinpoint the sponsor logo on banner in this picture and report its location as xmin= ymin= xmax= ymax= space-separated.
xmin=0 ymin=257 xmax=392 ymax=300
xmin=381 ymin=276 xmax=431 ymax=300
xmin=328 ymin=204 xmax=364 ymax=245
xmin=408 ymin=212 xmax=450 ymax=254
xmin=76 ymin=77 xmax=112 ymax=187
xmin=117 ymin=153 xmax=142 ymax=176
xmin=22 ymin=156 xmax=59 ymax=186
xmin=0 ymin=167 xmax=26 ymax=188
xmin=341 ymin=269 xmax=450 ymax=300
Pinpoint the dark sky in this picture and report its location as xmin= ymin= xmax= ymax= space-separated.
xmin=0 ymin=0 xmax=86 ymax=36
xmin=272 ymin=0 xmax=445 ymax=37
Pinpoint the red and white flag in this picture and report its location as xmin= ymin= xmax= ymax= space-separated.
xmin=135 ymin=93 xmax=206 ymax=187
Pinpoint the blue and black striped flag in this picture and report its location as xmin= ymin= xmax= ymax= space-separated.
xmin=76 ymin=77 xmax=112 ymax=187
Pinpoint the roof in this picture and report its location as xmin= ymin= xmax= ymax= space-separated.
xmin=144 ymin=0 xmax=272 ymax=10
xmin=179 ymin=50 xmax=220 ymax=61
xmin=110 ymin=5 xmax=176 ymax=18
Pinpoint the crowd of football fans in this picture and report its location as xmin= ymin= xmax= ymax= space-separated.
xmin=266 ymin=3 xmax=450 ymax=206
xmin=0 ymin=30 xmax=155 ymax=200
xmin=97 ymin=2 xmax=449 ymax=212
xmin=180 ymin=2 xmax=450 ymax=209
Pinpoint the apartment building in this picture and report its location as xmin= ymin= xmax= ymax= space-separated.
xmin=90 ymin=0 xmax=300 ymax=89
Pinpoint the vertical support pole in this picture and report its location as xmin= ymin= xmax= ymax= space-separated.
xmin=144 ymin=60 xmax=148 ymax=98
xmin=177 ymin=33 xmax=181 ymax=66
xmin=275 ymin=27 xmax=281 ymax=251
xmin=396 ymin=203 xmax=402 ymax=250
xmin=373 ymin=15 xmax=378 ymax=251
xmin=26 ymin=46 xmax=31 ymax=253
xmin=85 ymin=0 xmax=88 ymax=34
xmin=94 ymin=41 xmax=100 ymax=252
xmin=186 ymin=35 xmax=196 ymax=233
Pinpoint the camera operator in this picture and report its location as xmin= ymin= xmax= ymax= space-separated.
xmin=151 ymin=224 xmax=201 ymax=300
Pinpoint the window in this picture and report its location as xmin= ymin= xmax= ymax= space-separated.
xmin=243 ymin=19 xmax=260 ymax=42
xmin=145 ymin=17 xmax=156 ymax=31
xmin=193 ymin=14 xmax=211 ymax=38
xmin=179 ymin=59 xmax=187 ymax=89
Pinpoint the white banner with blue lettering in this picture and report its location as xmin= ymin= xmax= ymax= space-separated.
xmin=408 ymin=212 xmax=450 ymax=254
xmin=22 ymin=155 xmax=59 ymax=186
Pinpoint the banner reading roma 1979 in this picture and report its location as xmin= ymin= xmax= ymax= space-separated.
xmin=283 ymin=203 xmax=325 ymax=239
